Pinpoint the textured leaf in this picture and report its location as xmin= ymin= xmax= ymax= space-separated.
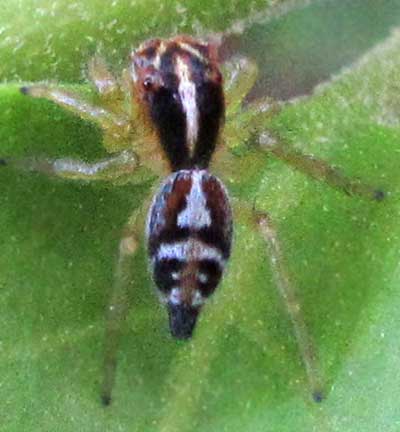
xmin=1 ymin=1 xmax=400 ymax=432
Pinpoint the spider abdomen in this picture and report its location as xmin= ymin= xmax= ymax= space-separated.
xmin=146 ymin=169 xmax=232 ymax=338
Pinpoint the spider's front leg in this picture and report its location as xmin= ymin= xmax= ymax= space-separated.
xmin=87 ymin=55 xmax=126 ymax=106
xmin=20 ymin=85 xmax=130 ymax=149
xmin=223 ymin=54 xmax=282 ymax=137
xmin=223 ymin=55 xmax=259 ymax=116
xmin=5 ymin=58 xmax=151 ymax=183
xmin=101 ymin=198 xmax=150 ymax=406
xmin=21 ymin=55 xmax=132 ymax=153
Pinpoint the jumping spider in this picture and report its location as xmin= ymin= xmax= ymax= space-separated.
xmin=5 ymin=35 xmax=384 ymax=405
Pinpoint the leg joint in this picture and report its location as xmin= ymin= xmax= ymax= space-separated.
xmin=119 ymin=235 xmax=138 ymax=256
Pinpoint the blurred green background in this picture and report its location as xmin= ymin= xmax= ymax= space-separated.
xmin=0 ymin=1 xmax=400 ymax=431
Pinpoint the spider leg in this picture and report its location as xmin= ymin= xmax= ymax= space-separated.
xmin=220 ymin=56 xmax=283 ymax=162
xmin=223 ymin=56 xmax=259 ymax=116
xmin=87 ymin=55 xmax=127 ymax=115
xmin=260 ymin=139 xmax=385 ymax=201
xmin=239 ymin=203 xmax=324 ymax=402
xmin=20 ymin=85 xmax=131 ymax=151
xmin=88 ymin=55 xmax=121 ymax=97
xmin=0 ymin=150 xmax=140 ymax=183
xmin=101 ymin=198 xmax=150 ymax=406
xmin=222 ymin=56 xmax=383 ymax=201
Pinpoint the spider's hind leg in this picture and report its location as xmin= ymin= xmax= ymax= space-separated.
xmin=239 ymin=202 xmax=324 ymax=402
xmin=101 ymin=198 xmax=151 ymax=406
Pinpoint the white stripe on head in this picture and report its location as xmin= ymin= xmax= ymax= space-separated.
xmin=177 ymin=171 xmax=211 ymax=229
xmin=176 ymin=57 xmax=199 ymax=154
xmin=179 ymin=42 xmax=205 ymax=62
xmin=153 ymin=41 xmax=166 ymax=70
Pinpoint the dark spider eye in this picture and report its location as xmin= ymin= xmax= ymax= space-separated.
xmin=143 ymin=77 xmax=153 ymax=90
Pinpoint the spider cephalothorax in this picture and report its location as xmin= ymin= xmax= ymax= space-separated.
xmin=130 ymin=36 xmax=224 ymax=171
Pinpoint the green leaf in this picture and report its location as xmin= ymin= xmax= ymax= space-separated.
xmin=0 ymin=0 xmax=293 ymax=83
xmin=1 ymin=1 xmax=400 ymax=432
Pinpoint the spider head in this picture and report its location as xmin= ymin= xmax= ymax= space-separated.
xmin=130 ymin=36 xmax=225 ymax=171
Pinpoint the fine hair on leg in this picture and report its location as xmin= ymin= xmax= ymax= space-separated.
xmin=255 ymin=210 xmax=324 ymax=403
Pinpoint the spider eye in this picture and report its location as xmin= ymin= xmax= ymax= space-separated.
xmin=143 ymin=77 xmax=153 ymax=90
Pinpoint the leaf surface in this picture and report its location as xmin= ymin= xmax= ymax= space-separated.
xmin=1 ymin=1 xmax=400 ymax=431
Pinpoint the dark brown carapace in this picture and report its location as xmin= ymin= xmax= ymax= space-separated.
xmin=131 ymin=35 xmax=225 ymax=172
xmin=131 ymin=36 xmax=232 ymax=339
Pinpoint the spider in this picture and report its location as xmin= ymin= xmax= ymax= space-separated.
xmin=4 ymin=34 xmax=384 ymax=406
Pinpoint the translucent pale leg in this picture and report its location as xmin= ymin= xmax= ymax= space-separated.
xmin=87 ymin=55 xmax=127 ymax=115
xmin=101 ymin=200 xmax=150 ymax=406
xmin=20 ymin=85 xmax=131 ymax=150
xmin=260 ymin=139 xmax=385 ymax=201
xmin=223 ymin=56 xmax=259 ymax=116
xmin=88 ymin=55 xmax=121 ymax=97
xmin=0 ymin=150 xmax=138 ymax=183
xmin=222 ymin=56 xmax=384 ymax=201
xmin=254 ymin=210 xmax=324 ymax=402
xmin=222 ymin=117 xmax=384 ymax=201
